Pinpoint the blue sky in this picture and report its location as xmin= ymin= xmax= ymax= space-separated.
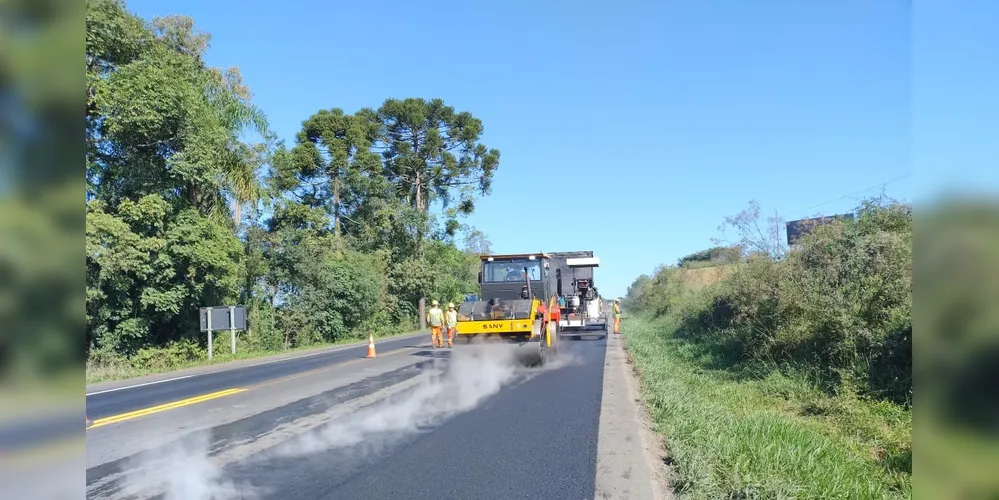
xmin=123 ymin=0 xmax=994 ymax=299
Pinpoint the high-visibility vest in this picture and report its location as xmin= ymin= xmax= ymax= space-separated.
xmin=613 ymin=304 xmax=621 ymax=317
xmin=446 ymin=310 xmax=457 ymax=326
xmin=427 ymin=307 xmax=444 ymax=327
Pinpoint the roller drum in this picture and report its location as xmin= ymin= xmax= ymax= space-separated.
xmin=452 ymin=337 xmax=546 ymax=367
xmin=510 ymin=340 xmax=546 ymax=367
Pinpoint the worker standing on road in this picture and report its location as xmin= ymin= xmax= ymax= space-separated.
xmin=613 ymin=299 xmax=622 ymax=335
xmin=445 ymin=302 xmax=458 ymax=348
xmin=427 ymin=300 xmax=445 ymax=348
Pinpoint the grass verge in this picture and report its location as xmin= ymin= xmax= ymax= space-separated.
xmin=85 ymin=329 xmax=426 ymax=384
xmin=1 ymin=370 xmax=80 ymax=423
xmin=625 ymin=315 xmax=911 ymax=499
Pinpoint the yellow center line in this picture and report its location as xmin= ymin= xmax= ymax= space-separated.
xmin=88 ymin=388 xmax=247 ymax=429
xmin=87 ymin=344 xmax=423 ymax=429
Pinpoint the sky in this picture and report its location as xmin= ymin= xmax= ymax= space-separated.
xmin=123 ymin=0 xmax=995 ymax=299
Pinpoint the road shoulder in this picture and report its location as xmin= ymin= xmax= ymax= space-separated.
xmin=594 ymin=332 xmax=673 ymax=500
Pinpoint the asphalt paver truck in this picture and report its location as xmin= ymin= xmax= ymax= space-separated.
xmin=454 ymin=253 xmax=562 ymax=367
xmin=550 ymin=251 xmax=607 ymax=339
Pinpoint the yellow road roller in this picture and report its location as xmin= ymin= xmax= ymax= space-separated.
xmin=454 ymin=253 xmax=562 ymax=367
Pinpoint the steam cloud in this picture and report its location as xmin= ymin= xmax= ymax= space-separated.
xmin=107 ymin=338 xmax=582 ymax=499
xmin=273 ymin=339 xmax=552 ymax=457
xmin=115 ymin=431 xmax=265 ymax=500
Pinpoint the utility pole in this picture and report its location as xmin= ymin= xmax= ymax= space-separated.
xmin=418 ymin=297 xmax=426 ymax=329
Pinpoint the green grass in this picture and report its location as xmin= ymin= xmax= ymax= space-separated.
xmin=85 ymin=328 xmax=425 ymax=384
xmin=0 ymin=370 xmax=81 ymax=423
xmin=625 ymin=316 xmax=911 ymax=499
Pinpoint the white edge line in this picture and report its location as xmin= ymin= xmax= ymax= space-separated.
xmin=86 ymin=375 xmax=194 ymax=396
xmin=85 ymin=333 xmax=424 ymax=396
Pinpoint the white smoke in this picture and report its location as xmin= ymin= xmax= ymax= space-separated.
xmin=113 ymin=431 xmax=268 ymax=500
xmin=271 ymin=338 xmax=532 ymax=458
xmin=104 ymin=337 xmax=582 ymax=499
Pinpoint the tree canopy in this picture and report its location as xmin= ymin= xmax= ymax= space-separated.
xmin=85 ymin=0 xmax=498 ymax=371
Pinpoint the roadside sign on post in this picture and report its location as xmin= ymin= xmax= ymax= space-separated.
xmin=199 ymin=306 xmax=247 ymax=361
xmin=200 ymin=306 xmax=246 ymax=331
xmin=229 ymin=306 xmax=236 ymax=355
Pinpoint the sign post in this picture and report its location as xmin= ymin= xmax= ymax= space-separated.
xmin=207 ymin=308 xmax=214 ymax=362
xmin=200 ymin=305 xmax=247 ymax=362
xmin=229 ymin=305 xmax=236 ymax=355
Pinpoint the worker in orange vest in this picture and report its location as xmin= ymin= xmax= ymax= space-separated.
xmin=427 ymin=300 xmax=445 ymax=348
xmin=445 ymin=302 xmax=458 ymax=347
xmin=613 ymin=299 xmax=622 ymax=334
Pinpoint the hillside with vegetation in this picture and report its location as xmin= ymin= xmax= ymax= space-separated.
xmin=622 ymin=196 xmax=912 ymax=499
xmin=85 ymin=0 xmax=495 ymax=381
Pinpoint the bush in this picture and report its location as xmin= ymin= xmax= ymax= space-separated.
xmin=624 ymin=195 xmax=912 ymax=404
xmin=677 ymin=245 xmax=741 ymax=268
xmin=130 ymin=339 xmax=205 ymax=371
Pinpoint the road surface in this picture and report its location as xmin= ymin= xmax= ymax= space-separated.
xmin=86 ymin=334 xmax=427 ymax=423
xmin=83 ymin=332 xmax=668 ymax=500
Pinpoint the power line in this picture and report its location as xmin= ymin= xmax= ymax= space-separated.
xmin=786 ymin=172 xmax=912 ymax=218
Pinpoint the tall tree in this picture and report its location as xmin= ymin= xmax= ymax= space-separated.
xmin=86 ymin=0 xmax=268 ymax=226
xmin=374 ymin=97 xmax=500 ymax=250
xmin=85 ymin=0 xmax=270 ymax=356
xmin=279 ymin=109 xmax=382 ymax=238
xmin=461 ymin=227 xmax=492 ymax=255
xmin=83 ymin=1 xmax=501 ymax=368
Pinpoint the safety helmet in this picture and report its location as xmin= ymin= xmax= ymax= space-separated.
xmin=448 ymin=302 xmax=454 ymax=309
xmin=431 ymin=299 xmax=439 ymax=306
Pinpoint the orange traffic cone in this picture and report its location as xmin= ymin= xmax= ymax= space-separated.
xmin=366 ymin=333 xmax=376 ymax=358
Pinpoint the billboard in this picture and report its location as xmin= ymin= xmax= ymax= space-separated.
xmin=199 ymin=306 xmax=247 ymax=331
xmin=785 ymin=214 xmax=855 ymax=245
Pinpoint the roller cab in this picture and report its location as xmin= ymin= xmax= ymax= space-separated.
xmin=455 ymin=253 xmax=561 ymax=366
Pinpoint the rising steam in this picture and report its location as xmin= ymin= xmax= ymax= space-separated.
xmin=103 ymin=337 xmax=581 ymax=499
xmin=271 ymin=339 xmax=531 ymax=458
xmin=113 ymin=431 xmax=265 ymax=500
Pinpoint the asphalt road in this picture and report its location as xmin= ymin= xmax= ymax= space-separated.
xmin=86 ymin=334 xmax=422 ymax=420
xmin=224 ymin=337 xmax=608 ymax=500
xmin=83 ymin=331 xmax=660 ymax=500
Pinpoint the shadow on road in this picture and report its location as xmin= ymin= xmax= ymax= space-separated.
xmin=410 ymin=350 xmax=453 ymax=359
xmin=560 ymin=334 xmax=608 ymax=342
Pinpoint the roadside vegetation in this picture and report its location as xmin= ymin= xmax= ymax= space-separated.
xmin=622 ymin=195 xmax=912 ymax=499
xmin=914 ymin=198 xmax=999 ymax=498
xmin=85 ymin=0 xmax=495 ymax=381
